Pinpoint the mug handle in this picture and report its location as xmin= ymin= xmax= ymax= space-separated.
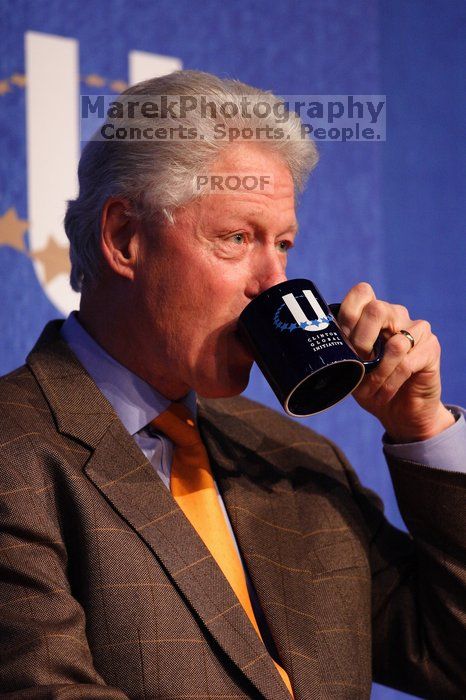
xmin=329 ymin=303 xmax=384 ymax=374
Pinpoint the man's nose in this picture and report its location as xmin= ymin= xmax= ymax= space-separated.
xmin=246 ymin=249 xmax=287 ymax=299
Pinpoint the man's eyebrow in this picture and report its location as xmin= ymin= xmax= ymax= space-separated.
xmin=281 ymin=224 xmax=299 ymax=236
xmin=273 ymin=223 xmax=299 ymax=238
xmin=219 ymin=212 xmax=299 ymax=235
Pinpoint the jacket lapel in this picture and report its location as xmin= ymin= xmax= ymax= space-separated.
xmin=27 ymin=322 xmax=291 ymax=700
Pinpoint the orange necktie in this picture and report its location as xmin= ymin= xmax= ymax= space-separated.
xmin=151 ymin=402 xmax=293 ymax=697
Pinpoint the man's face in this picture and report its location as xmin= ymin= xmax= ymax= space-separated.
xmin=133 ymin=143 xmax=298 ymax=399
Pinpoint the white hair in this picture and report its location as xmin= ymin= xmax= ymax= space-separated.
xmin=64 ymin=70 xmax=319 ymax=292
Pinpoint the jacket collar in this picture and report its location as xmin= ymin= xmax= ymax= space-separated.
xmin=27 ymin=320 xmax=116 ymax=447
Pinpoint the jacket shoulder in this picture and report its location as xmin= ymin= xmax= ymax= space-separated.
xmin=0 ymin=363 xmax=49 ymax=420
xmin=0 ymin=362 xmax=65 ymax=454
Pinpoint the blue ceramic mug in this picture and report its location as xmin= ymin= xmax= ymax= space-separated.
xmin=238 ymin=278 xmax=384 ymax=417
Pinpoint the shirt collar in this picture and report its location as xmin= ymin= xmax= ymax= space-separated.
xmin=61 ymin=312 xmax=197 ymax=436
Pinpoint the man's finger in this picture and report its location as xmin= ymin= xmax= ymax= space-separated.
xmin=354 ymin=320 xmax=436 ymax=402
xmin=347 ymin=300 xmax=411 ymax=358
xmin=337 ymin=282 xmax=376 ymax=336
xmin=372 ymin=333 xmax=441 ymax=406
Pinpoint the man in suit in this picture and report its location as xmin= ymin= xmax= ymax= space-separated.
xmin=0 ymin=71 xmax=464 ymax=699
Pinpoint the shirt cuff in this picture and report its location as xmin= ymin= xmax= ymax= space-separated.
xmin=383 ymin=405 xmax=466 ymax=472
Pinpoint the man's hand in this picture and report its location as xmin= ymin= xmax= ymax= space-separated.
xmin=337 ymin=282 xmax=455 ymax=443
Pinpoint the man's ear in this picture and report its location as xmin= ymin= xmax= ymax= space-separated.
xmin=100 ymin=197 xmax=139 ymax=280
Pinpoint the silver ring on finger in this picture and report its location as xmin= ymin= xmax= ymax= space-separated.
xmin=397 ymin=329 xmax=415 ymax=351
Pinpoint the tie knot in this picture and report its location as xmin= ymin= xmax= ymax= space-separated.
xmin=150 ymin=402 xmax=200 ymax=447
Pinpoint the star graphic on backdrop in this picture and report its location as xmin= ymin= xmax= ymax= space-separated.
xmin=110 ymin=80 xmax=128 ymax=92
xmin=0 ymin=208 xmax=29 ymax=252
xmin=83 ymin=74 xmax=106 ymax=87
xmin=31 ymin=236 xmax=71 ymax=284
xmin=0 ymin=80 xmax=11 ymax=95
xmin=10 ymin=73 xmax=26 ymax=87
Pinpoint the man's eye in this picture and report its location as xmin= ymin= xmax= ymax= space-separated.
xmin=229 ymin=233 xmax=246 ymax=245
xmin=277 ymin=240 xmax=292 ymax=252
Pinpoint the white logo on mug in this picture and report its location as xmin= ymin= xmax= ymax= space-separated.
xmin=282 ymin=290 xmax=330 ymax=331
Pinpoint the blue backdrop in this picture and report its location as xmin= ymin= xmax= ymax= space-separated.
xmin=0 ymin=2 xmax=464 ymax=698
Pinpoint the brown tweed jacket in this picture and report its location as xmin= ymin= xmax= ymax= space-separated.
xmin=0 ymin=321 xmax=465 ymax=700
